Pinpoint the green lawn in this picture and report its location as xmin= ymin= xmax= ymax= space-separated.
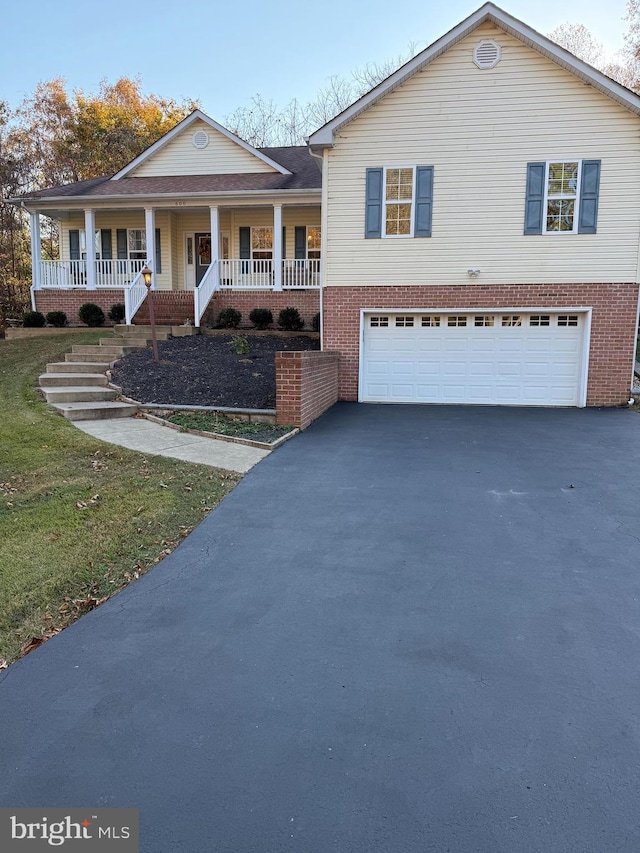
xmin=0 ymin=333 xmax=239 ymax=665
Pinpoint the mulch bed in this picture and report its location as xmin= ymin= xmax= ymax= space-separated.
xmin=111 ymin=334 xmax=320 ymax=409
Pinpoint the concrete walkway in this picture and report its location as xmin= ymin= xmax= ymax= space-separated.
xmin=74 ymin=416 xmax=269 ymax=473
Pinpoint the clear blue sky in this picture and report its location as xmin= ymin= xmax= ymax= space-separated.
xmin=3 ymin=0 xmax=629 ymax=120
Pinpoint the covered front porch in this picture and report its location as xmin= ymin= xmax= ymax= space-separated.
xmin=30 ymin=200 xmax=322 ymax=326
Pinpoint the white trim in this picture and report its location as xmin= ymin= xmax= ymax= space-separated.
xmin=145 ymin=208 xmax=155 ymax=289
xmin=358 ymin=306 xmax=591 ymax=407
xmin=29 ymin=212 xmax=42 ymax=289
xmin=84 ymin=209 xmax=96 ymax=289
xmin=112 ymin=110 xmax=291 ymax=179
xmin=308 ymin=2 xmax=640 ymax=149
xmin=542 ymin=160 xmax=582 ymax=235
xmin=22 ymin=189 xmax=321 ymax=208
xmin=210 ymin=206 xmax=219 ymax=266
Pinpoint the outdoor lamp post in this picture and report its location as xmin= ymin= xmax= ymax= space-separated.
xmin=141 ymin=265 xmax=159 ymax=363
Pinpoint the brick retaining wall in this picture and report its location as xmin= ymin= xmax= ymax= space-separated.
xmin=275 ymin=350 xmax=340 ymax=429
xmin=204 ymin=290 xmax=320 ymax=328
xmin=322 ymin=283 xmax=640 ymax=407
xmin=34 ymin=290 xmax=124 ymax=326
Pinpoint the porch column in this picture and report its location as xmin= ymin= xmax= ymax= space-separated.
xmin=210 ymin=205 xmax=219 ymax=266
xmin=84 ymin=209 xmax=96 ymax=289
xmin=29 ymin=211 xmax=42 ymax=289
xmin=273 ymin=204 xmax=282 ymax=291
xmin=145 ymin=207 xmax=156 ymax=289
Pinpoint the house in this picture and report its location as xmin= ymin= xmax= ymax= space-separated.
xmin=17 ymin=3 xmax=640 ymax=409
xmin=21 ymin=111 xmax=322 ymax=328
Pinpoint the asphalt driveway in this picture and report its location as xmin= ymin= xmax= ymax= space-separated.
xmin=2 ymin=403 xmax=640 ymax=852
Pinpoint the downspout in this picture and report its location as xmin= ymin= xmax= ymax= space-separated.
xmin=308 ymin=146 xmax=325 ymax=350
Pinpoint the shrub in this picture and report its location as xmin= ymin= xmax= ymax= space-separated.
xmin=311 ymin=312 xmax=321 ymax=332
xmin=45 ymin=311 xmax=67 ymax=328
xmin=22 ymin=311 xmax=45 ymax=328
xmin=108 ymin=303 xmax=126 ymax=323
xmin=78 ymin=303 xmax=105 ymax=327
xmin=228 ymin=335 xmax=250 ymax=355
xmin=217 ymin=307 xmax=242 ymax=329
xmin=278 ymin=307 xmax=305 ymax=331
xmin=249 ymin=308 xmax=273 ymax=330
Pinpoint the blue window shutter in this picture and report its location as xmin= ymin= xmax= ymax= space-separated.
xmin=282 ymin=226 xmax=286 ymax=259
xmin=69 ymin=230 xmax=80 ymax=260
xmin=414 ymin=166 xmax=434 ymax=237
xmin=100 ymin=229 xmax=112 ymax=260
xmin=239 ymin=227 xmax=250 ymax=272
xmin=116 ymin=229 xmax=128 ymax=260
xmin=365 ymin=168 xmax=383 ymax=238
xmin=155 ymin=227 xmax=162 ymax=273
xmin=578 ymin=160 xmax=601 ymax=234
xmin=295 ymin=226 xmax=306 ymax=259
xmin=524 ymin=162 xmax=545 ymax=235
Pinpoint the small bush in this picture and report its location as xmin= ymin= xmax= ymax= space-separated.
xmin=217 ymin=308 xmax=242 ymax=329
xmin=45 ymin=311 xmax=67 ymax=328
xmin=22 ymin=311 xmax=46 ymax=328
xmin=78 ymin=303 xmax=105 ymax=327
xmin=228 ymin=335 xmax=250 ymax=355
xmin=311 ymin=312 xmax=321 ymax=332
xmin=108 ymin=303 xmax=126 ymax=323
xmin=278 ymin=307 xmax=304 ymax=331
xmin=249 ymin=308 xmax=273 ymax=330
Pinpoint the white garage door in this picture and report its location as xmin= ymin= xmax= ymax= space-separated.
xmin=360 ymin=311 xmax=588 ymax=406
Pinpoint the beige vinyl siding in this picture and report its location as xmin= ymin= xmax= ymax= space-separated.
xmin=324 ymin=22 xmax=640 ymax=286
xmin=131 ymin=120 xmax=276 ymax=177
xmin=59 ymin=211 xmax=173 ymax=290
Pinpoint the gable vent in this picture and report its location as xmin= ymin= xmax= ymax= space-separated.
xmin=192 ymin=130 xmax=210 ymax=149
xmin=473 ymin=39 xmax=501 ymax=69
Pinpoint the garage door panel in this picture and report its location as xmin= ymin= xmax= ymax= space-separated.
xmin=361 ymin=311 xmax=586 ymax=406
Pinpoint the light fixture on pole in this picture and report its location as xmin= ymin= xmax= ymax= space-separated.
xmin=141 ymin=265 xmax=159 ymax=363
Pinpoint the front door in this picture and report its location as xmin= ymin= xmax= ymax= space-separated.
xmin=195 ymin=232 xmax=212 ymax=285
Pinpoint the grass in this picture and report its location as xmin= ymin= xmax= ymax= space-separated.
xmin=166 ymin=410 xmax=293 ymax=443
xmin=0 ymin=333 xmax=239 ymax=666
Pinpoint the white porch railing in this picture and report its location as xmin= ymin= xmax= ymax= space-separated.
xmin=38 ymin=260 xmax=144 ymax=288
xmin=218 ymin=259 xmax=274 ymax=290
xmin=124 ymin=266 xmax=149 ymax=325
xmin=216 ymin=259 xmax=320 ymax=290
xmin=96 ymin=259 xmax=145 ymax=287
xmin=194 ymin=260 xmax=219 ymax=327
xmin=282 ymin=259 xmax=321 ymax=289
xmin=40 ymin=260 xmax=87 ymax=287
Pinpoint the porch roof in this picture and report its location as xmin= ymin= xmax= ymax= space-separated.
xmin=17 ymin=146 xmax=321 ymax=202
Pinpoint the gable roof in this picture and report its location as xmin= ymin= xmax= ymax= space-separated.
xmin=16 ymin=146 xmax=320 ymax=202
xmin=112 ymin=109 xmax=291 ymax=178
xmin=308 ymin=2 xmax=640 ymax=148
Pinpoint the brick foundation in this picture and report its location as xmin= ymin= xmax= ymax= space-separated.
xmin=276 ymin=350 xmax=340 ymax=429
xmin=322 ymin=283 xmax=640 ymax=407
xmin=133 ymin=291 xmax=194 ymax=324
xmin=204 ymin=290 xmax=320 ymax=328
xmin=34 ymin=289 xmax=125 ymax=326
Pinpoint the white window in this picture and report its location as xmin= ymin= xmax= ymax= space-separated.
xmin=307 ymin=227 xmax=321 ymax=260
xmin=544 ymin=162 xmax=580 ymax=233
xmin=128 ymin=229 xmax=146 ymax=260
xmin=384 ymin=166 xmax=415 ymax=237
xmin=251 ymin=227 xmax=272 ymax=260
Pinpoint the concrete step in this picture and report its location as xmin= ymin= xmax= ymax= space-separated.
xmin=71 ymin=344 xmax=138 ymax=357
xmin=52 ymin=401 xmax=138 ymax=421
xmin=39 ymin=373 xmax=108 ymax=388
xmin=103 ymin=336 xmax=152 ymax=348
xmin=114 ymin=324 xmax=173 ymax=335
xmin=65 ymin=352 xmax=117 ymax=364
xmin=47 ymin=361 xmax=111 ymax=373
xmin=42 ymin=386 xmax=118 ymax=404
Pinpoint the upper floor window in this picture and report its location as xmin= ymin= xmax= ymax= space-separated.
xmin=524 ymin=159 xmax=600 ymax=236
xmin=384 ymin=167 xmax=415 ymax=236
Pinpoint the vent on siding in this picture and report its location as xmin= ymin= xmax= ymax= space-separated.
xmin=192 ymin=130 xmax=210 ymax=149
xmin=473 ymin=39 xmax=501 ymax=69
